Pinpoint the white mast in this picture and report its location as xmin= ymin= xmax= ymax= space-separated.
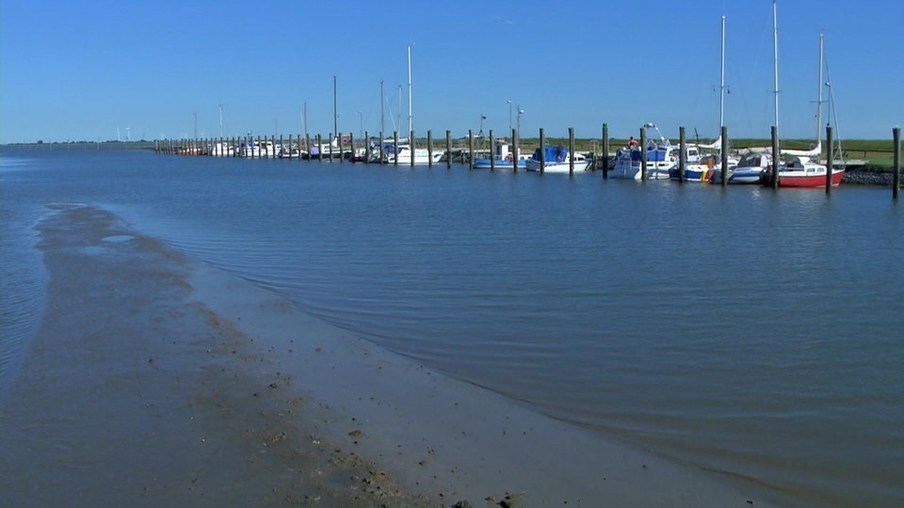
xmin=407 ymin=44 xmax=413 ymax=135
xmin=816 ymin=33 xmax=824 ymax=149
xmin=772 ymin=0 xmax=779 ymax=140
xmin=719 ymin=15 xmax=726 ymax=129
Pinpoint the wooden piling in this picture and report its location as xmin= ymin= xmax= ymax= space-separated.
xmin=350 ymin=133 xmax=355 ymax=163
xmin=271 ymin=135 xmax=276 ymax=159
xmin=539 ymin=128 xmax=545 ymax=173
xmin=488 ymin=129 xmax=495 ymax=171
xmin=317 ymin=134 xmax=323 ymax=161
xmin=678 ymin=126 xmax=686 ymax=183
xmin=893 ymin=127 xmax=901 ymax=200
xmin=410 ymin=130 xmax=416 ymax=168
xmin=468 ymin=130 xmax=474 ymax=170
xmin=602 ymin=124 xmax=609 ymax=178
xmin=364 ymin=130 xmax=370 ymax=164
xmin=569 ymin=127 xmax=575 ymax=175
xmin=771 ymin=126 xmax=779 ymax=189
xmin=720 ymin=126 xmax=728 ymax=186
xmin=640 ymin=128 xmax=647 ymax=181
xmin=512 ymin=128 xmax=518 ymax=172
xmin=379 ymin=131 xmax=385 ymax=164
xmin=330 ymin=133 xmax=336 ymax=162
xmin=393 ymin=131 xmax=399 ymax=166
xmin=427 ymin=130 xmax=433 ymax=168
xmin=825 ymin=126 xmax=833 ymax=194
xmin=445 ymin=130 xmax=451 ymax=169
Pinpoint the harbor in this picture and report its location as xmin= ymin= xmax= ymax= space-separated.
xmin=152 ymin=125 xmax=902 ymax=191
xmin=3 ymin=146 xmax=903 ymax=506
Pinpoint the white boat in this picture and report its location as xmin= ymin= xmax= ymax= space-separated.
xmin=384 ymin=144 xmax=445 ymax=165
xmin=210 ymin=141 xmax=234 ymax=157
xmin=610 ymin=124 xmax=684 ymax=180
xmin=239 ymin=139 xmax=281 ymax=158
xmin=525 ymin=146 xmax=591 ymax=173
xmin=729 ymin=150 xmax=771 ymax=184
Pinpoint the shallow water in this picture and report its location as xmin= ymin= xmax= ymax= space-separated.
xmin=2 ymin=146 xmax=902 ymax=506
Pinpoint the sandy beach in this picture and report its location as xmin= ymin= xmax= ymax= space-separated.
xmin=0 ymin=204 xmax=779 ymax=507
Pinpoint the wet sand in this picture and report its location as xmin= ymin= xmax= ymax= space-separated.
xmin=0 ymin=205 xmax=779 ymax=507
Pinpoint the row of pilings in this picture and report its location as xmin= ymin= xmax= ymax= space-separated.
xmin=156 ymin=126 xmax=901 ymax=198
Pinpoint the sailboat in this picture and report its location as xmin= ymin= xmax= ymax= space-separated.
xmin=765 ymin=32 xmax=845 ymax=187
xmin=673 ymin=15 xmax=738 ymax=183
xmin=385 ymin=45 xmax=446 ymax=165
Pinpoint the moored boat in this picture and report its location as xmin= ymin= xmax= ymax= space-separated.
xmin=760 ymin=156 xmax=844 ymax=187
xmin=525 ymin=146 xmax=591 ymax=173
xmin=473 ymin=139 xmax=527 ymax=169
xmin=610 ymin=124 xmax=678 ymax=180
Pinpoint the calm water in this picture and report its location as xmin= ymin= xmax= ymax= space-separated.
xmin=2 ymin=147 xmax=902 ymax=506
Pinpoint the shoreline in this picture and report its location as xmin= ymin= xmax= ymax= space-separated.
xmin=0 ymin=204 xmax=781 ymax=506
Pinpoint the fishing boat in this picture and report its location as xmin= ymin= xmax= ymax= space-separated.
xmin=473 ymin=139 xmax=527 ymax=169
xmin=525 ymin=146 xmax=591 ymax=173
xmin=610 ymin=124 xmax=680 ymax=180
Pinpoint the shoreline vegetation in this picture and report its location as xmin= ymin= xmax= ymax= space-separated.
xmin=0 ymin=204 xmax=782 ymax=507
xmin=4 ymin=137 xmax=901 ymax=171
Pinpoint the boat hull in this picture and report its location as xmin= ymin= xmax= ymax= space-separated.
xmin=525 ymin=160 xmax=591 ymax=173
xmin=669 ymin=165 xmax=720 ymax=183
xmin=762 ymin=169 xmax=845 ymax=188
xmin=473 ymin=158 xmax=526 ymax=169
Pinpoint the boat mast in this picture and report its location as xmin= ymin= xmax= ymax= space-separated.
xmin=407 ymin=44 xmax=413 ymax=136
xmin=816 ymin=33 xmax=824 ymax=152
xmin=380 ymin=80 xmax=385 ymax=139
xmin=333 ymin=76 xmax=338 ymax=143
xmin=772 ymin=0 xmax=779 ymax=146
xmin=719 ymin=15 xmax=726 ymax=130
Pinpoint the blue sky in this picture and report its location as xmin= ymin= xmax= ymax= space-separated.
xmin=2 ymin=0 xmax=902 ymax=144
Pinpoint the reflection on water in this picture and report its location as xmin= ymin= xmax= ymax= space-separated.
xmin=2 ymin=147 xmax=903 ymax=506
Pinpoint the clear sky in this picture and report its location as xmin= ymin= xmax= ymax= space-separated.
xmin=2 ymin=0 xmax=902 ymax=144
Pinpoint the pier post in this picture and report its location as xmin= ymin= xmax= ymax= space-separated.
xmin=271 ymin=135 xmax=276 ymax=159
xmin=468 ymin=130 xmax=474 ymax=170
xmin=640 ymin=127 xmax=647 ymax=181
xmin=539 ymin=128 xmax=545 ymax=173
xmin=771 ymin=126 xmax=779 ymax=189
xmin=445 ymin=130 xmax=452 ymax=169
xmin=720 ymin=126 xmax=729 ymax=186
xmin=427 ymin=130 xmax=433 ymax=167
xmin=379 ymin=131 xmax=385 ymax=164
xmin=569 ymin=127 xmax=575 ymax=175
xmin=331 ymin=133 xmax=336 ymax=162
xmin=364 ymin=130 xmax=370 ymax=164
xmin=393 ymin=131 xmax=399 ymax=166
xmin=410 ymin=130 xmax=416 ymax=168
xmin=512 ymin=128 xmax=519 ymax=172
xmin=678 ymin=126 xmax=686 ymax=183
xmin=602 ymin=123 xmax=609 ymax=178
xmin=893 ymin=127 xmax=901 ymax=200
xmin=488 ymin=130 xmax=495 ymax=171
xmin=350 ymin=133 xmax=355 ymax=163
xmin=317 ymin=134 xmax=323 ymax=161
xmin=280 ymin=135 xmax=284 ymax=159
xmin=825 ymin=126 xmax=833 ymax=194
